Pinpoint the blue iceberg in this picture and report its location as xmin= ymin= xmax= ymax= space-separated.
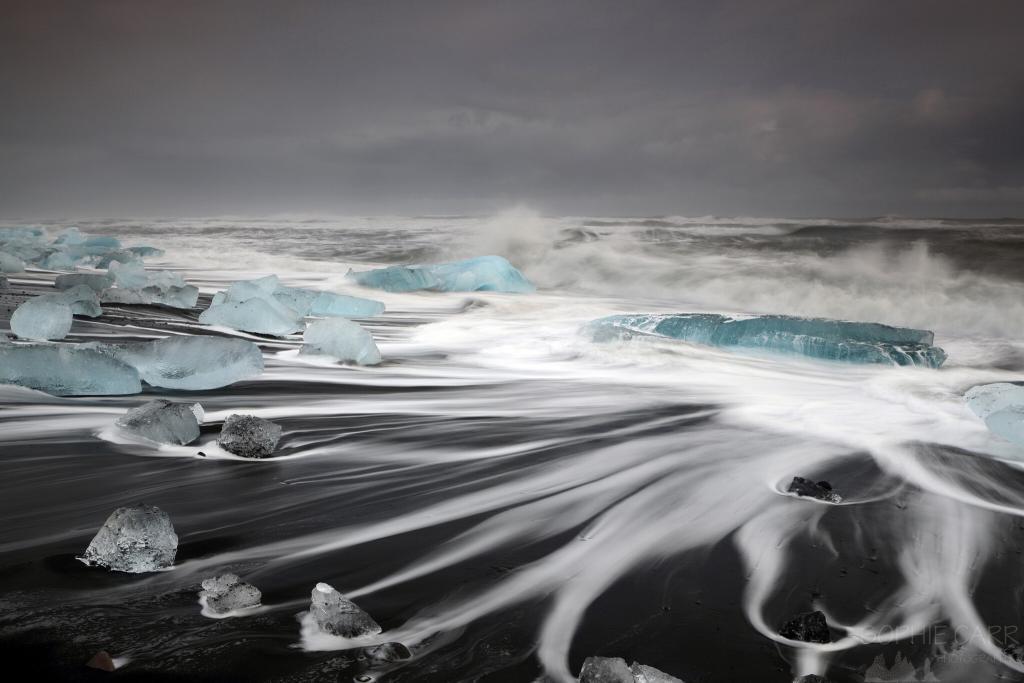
xmin=347 ymin=255 xmax=535 ymax=293
xmin=10 ymin=298 xmax=73 ymax=340
xmin=89 ymin=336 xmax=264 ymax=390
xmin=200 ymin=297 xmax=304 ymax=336
xmin=0 ymin=344 xmax=142 ymax=395
xmin=0 ymin=251 xmax=25 ymax=274
xmin=965 ymin=383 xmax=1024 ymax=446
xmin=587 ymin=313 xmax=946 ymax=368
xmin=56 ymin=273 xmax=114 ymax=292
xmin=102 ymin=262 xmax=198 ymax=309
xmin=301 ymin=318 xmax=382 ymax=365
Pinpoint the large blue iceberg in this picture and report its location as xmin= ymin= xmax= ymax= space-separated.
xmin=201 ymin=275 xmax=384 ymax=336
xmin=965 ymin=383 xmax=1024 ymax=446
xmin=0 ymin=344 xmax=142 ymax=395
xmin=587 ymin=313 xmax=947 ymax=368
xmin=347 ymin=255 xmax=535 ymax=293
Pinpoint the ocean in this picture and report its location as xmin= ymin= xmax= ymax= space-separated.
xmin=2 ymin=211 xmax=1024 ymax=682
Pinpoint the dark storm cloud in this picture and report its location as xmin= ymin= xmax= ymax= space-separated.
xmin=1 ymin=0 xmax=1023 ymax=217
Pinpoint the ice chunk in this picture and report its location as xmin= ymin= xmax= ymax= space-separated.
xmin=95 ymin=250 xmax=142 ymax=269
xmin=80 ymin=505 xmax=178 ymax=573
xmin=309 ymin=291 xmax=385 ymax=318
xmin=578 ymin=657 xmax=633 ymax=682
xmin=116 ymin=399 xmax=203 ymax=445
xmin=965 ymin=383 xmax=1024 ymax=446
xmin=107 ymin=261 xmax=150 ymax=289
xmin=126 ymin=245 xmax=164 ymax=258
xmin=0 ymin=251 xmax=25 ymax=273
xmin=37 ymin=249 xmax=81 ymax=271
xmin=309 ymin=582 xmax=381 ymax=638
xmin=43 ymin=284 xmax=103 ymax=317
xmin=630 ymin=663 xmax=683 ymax=683
xmin=300 ymin=318 xmax=381 ymax=365
xmin=364 ymin=642 xmax=412 ymax=664
xmin=348 ymin=255 xmax=535 ymax=293
xmin=200 ymin=297 xmax=303 ymax=336
xmin=53 ymin=227 xmax=86 ymax=245
xmin=100 ymin=284 xmax=199 ymax=309
xmin=10 ymin=298 xmax=73 ymax=340
xmin=588 ymin=313 xmax=946 ymax=368
xmin=89 ymin=336 xmax=264 ymax=390
xmin=218 ymin=414 xmax=282 ymax=458
xmin=199 ymin=574 xmax=262 ymax=614
xmin=55 ymin=273 xmax=114 ymax=292
xmin=0 ymin=344 xmax=141 ymax=395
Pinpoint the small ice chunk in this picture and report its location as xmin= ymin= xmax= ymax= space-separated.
xmin=10 ymin=297 xmax=73 ymax=340
xmin=53 ymin=227 xmax=86 ymax=245
xmin=200 ymin=297 xmax=304 ymax=336
xmin=39 ymin=284 xmax=103 ymax=317
xmin=630 ymin=662 xmax=683 ymax=683
xmin=95 ymin=250 xmax=142 ymax=269
xmin=81 ymin=505 xmax=178 ymax=573
xmin=0 ymin=344 xmax=141 ymax=395
xmin=578 ymin=657 xmax=633 ymax=682
xmin=107 ymin=261 xmax=150 ymax=289
xmin=364 ymin=642 xmax=412 ymax=663
xmin=91 ymin=336 xmax=264 ymax=390
xmin=309 ymin=582 xmax=381 ymax=638
xmin=0 ymin=251 xmax=25 ymax=273
xmin=37 ymin=250 xmax=80 ymax=271
xmin=965 ymin=383 xmax=1024 ymax=446
xmin=199 ymin=573 xmax=262 ymax=614
xmin=116 ymin=399 xmax=204 ymax=445
xmin=218 ymin=414 xmax=282 ymax=458
xmin=100 ymin=284 xmax=199 ymax=309
xmin=55 ymin=273 xmax=114 ymax=292
xmin=348 ymin=255 xmax=535 ymax=293
xmin=300 ymin=318 xmax=382 ymax=365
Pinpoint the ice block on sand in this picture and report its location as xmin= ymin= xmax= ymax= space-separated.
xmin=587 ymin=313 xmax=946 ymax=368
xmin=200 ymin=297 xmax=304 ymax=336
xmin=116 ymin=399 xmax=204 ymax=445
xmin=348 ymin=255 xmax=534 ymax=293
xmin=309 ymin=582 xmax=381 ymax=638
xmin=965 ymin=383 xmax=1024 ymax=446
xmin=0 ymin=344 xmax=142 ymax=395
xmin=199 ymin=574 xmax=262 ymax=614
xmin=81 ymin=505 xmax=177 ymax=573
xmin=300 ymin=318 xmax=382 ymax=365
xmin=10 ymin=298 xmax=73 ymax=340
xmin=89 ymin=336 xmax=264 ymax=390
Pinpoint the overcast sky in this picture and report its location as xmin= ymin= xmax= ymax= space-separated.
xmin=2 ymin=0 xmax=1023 ymax=217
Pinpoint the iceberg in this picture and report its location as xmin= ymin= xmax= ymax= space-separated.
xmin=116 ymin=400 xmax=204 ymax=445
xmin=10 ymin=298 xmax=73 ymax=340
xmin=80 ymin=505 xmax=177 ymax=573
xmin=202 ymin=275 xmax=383 ymax=336
xmin=90 ymin=336 xmax=264 ymax=390
xmin=300 ymin=318 xmax=382 ymax=365
xmin=0 ymin=251 xmax=25 ymax=273
xmin=43 ymin=284 xmax=103 ymax=317
xmin=348 ymin=255 xmax=534 ymax=293
xmin=0 ymin=344 xmax=142 ymax=395
xmin=965 ymin=383 xmax=1024 ymax=446
xmin=55 ymin=273 xmax=114 ymax=292
xmin=587 ymin=313 xmax=946 ymax=368
xmin=199 ymin=574 xmax=262 ymax=614
xmin=218 ymin=414 xmax=282 ymax=458
xmin=200 ymin=297 xmax=304 ymax=336
xmin=578 ymin=657 xmax=683 ymax=683
xmin=309 ymin=582 xmax=381 ymax=638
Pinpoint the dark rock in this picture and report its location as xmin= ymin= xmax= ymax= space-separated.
xmin=85 ymin=650 xmax=116 ymax=671
xmin=578 ymin=656 xmax=633 ymax=683
xmin=218 ymin=414 xmax=282 ymax=458
xmin=787 ymin=477 xmax=842 ymax=503
xmin=780 ymin=610 xmax=830 ymax=643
